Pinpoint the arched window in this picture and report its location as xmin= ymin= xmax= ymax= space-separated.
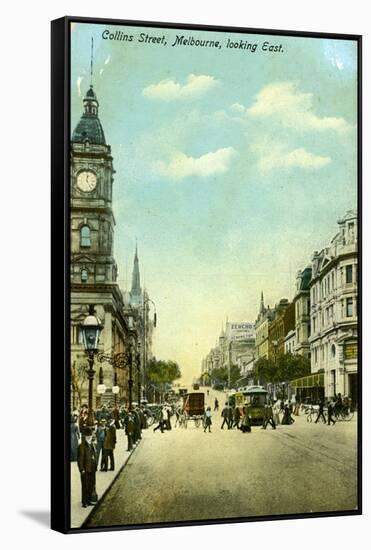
xmin=81 ymin=269 xmax=88 ymax=282
xmin=80 ymin=225 xmax=91 ymax=247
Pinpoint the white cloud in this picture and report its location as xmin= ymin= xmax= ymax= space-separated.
xmin=143 ymin=74 xmax=220 ymax=101
xmin=247 ymin=81 xmax=351 ymax=133
xmin=251 ymin=141 xmax=331 ymax=172
xmin=77 ymin=76 xmax=83 ymax=97
xmin=153 ymin=147 xmax=238 ymax=179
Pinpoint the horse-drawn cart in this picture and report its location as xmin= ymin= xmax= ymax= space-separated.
xmin=182 ymin=392 xmax=205 ymax=428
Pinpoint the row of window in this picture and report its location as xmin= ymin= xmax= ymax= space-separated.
xmin=313 ymin=343 xmax=336 ymax=364
xmin=311 ymin=264 xmax=356 ymax=305
xmin=312 ymin=297 xmax=355 ymax=333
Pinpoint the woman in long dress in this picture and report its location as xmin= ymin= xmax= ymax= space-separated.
xmin=240 ymin=405 xmax=251 ymax=433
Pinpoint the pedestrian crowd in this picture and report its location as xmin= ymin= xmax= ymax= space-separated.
xmin=71 ymin=403 xmax=149 ymax=508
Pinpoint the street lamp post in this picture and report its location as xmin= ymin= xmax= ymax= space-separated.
xmin=142 ymin=297 xmax=157 ymax=402
xmin=137 ymin=342 xmax=141 ymax=406
xmin=128 ymin=340 xmax=134 ymax=411
xmin=80 ymin=305 xmax=103 ymax=427
xmin=272 ymin=339 xmax=278 ymax=400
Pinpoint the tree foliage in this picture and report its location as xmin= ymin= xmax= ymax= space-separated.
xmin=250 ymin=354 xmax=310 ymax=385
xmin=147 ymin=358 xmax=182 ymax=387
xmin=210 ymin=364 xmax=241 ymax=388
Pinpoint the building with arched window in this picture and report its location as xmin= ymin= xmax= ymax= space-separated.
xmin=308 ymin=210 xmax=358 ymax=406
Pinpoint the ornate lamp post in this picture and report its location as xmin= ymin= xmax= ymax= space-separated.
xmin=97 ymin=342 xmax=135 ymax=411
xmin=80 ymin=305 xmax=103 ymax=426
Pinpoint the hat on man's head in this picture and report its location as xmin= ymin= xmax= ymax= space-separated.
xmin=83 ymin=427 xmax=93 ymax=436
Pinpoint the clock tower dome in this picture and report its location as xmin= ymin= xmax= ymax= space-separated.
xmin=70 ymin=85 xmax=117 ymax=285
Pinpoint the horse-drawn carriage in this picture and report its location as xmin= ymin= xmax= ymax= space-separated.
xmin=178 ymin=392 xmax=205 ymax=428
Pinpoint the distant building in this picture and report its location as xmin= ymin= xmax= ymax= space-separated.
xmin=268 ymin=299 xmax=295 ymax=358
xmin=284 ymin=330 xmax=296 ymax=355
xmin=293 ymin=267 xmax=312 ymax=358
xmin=309 ymin=210 xmax=358 ymax=405
xmin=255 ymin=292 xmax=275 ymax=359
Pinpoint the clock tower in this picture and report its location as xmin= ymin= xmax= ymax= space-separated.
xmin=70 ymin=84 xmax=117 ymax=285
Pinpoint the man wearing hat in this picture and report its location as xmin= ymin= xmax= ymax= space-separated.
xmin=95 ymin=419 xmax=107 ymax=471
xmin=77 ymin=427 xmax=98 ymax=508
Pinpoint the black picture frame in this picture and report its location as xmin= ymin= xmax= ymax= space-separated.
xmin=51 ymin=15 xmax=362 ymax=534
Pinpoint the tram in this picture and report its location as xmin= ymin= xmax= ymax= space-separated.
xmin=229 ymin=385 xmax=268 ymax=425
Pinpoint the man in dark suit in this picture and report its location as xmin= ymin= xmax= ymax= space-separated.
xmin=262 ymin=403 xmax=276 ymax=429
xmin=125 ymin=411 xmax=135 ymax=450
xmin=315 ymin=400 xmax=326 ymax=424
xmin=102 ymin=420 xmax=117 ymax=471
xmin=77 ymin=427 xmax=97 ymax=508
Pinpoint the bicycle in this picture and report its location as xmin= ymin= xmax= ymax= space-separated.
xmin=334 ymin=406 xmax=354 ymax=422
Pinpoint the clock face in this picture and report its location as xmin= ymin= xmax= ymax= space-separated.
xmin=77 ymin=170 xmax=97 ymax=192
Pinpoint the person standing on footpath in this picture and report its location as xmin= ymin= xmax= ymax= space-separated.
xmin=214 ymin=398 xmax=219 ymax=412
xmin=102 ymin=419 xmax=116 ymax=471
xmin=77 ymin=427 xmax=97 ymax=508
xmin=124 ymin=410 xmax=135 ymax=451
xmin=153 ymin=407 xmax=165 ymax=433
xmin=70 ymin=414 xmax=80 ymax=461
xmin=95 ymin=419 xmax=107 ymax=470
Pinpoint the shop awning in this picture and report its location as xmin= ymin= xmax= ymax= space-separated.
xmin=290 ymin=373 xmax=324 ymax=388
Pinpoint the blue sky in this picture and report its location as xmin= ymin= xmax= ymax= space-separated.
xmin=71 ymin=23 xmax=357 ymax=381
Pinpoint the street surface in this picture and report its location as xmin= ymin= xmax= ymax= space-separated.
xmin=85 ymin=388 xmax=358 ymax=527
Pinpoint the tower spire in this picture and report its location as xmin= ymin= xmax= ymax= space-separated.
xmin=260 ymin=291 xmax=265 ymax=314
xmin=130 ymin=243 xmax=142 ymax=307
xmin=90 ymin=36 xmax=94 ymax=86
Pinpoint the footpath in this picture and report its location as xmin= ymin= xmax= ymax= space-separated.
xmin=70 ymin=429 xmax=142 ymax=528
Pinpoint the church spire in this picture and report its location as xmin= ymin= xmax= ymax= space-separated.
xmin=130 ymin=243 xmax=142 ymax=307
xmin=259 ymin=291 xmax=265 ymax=314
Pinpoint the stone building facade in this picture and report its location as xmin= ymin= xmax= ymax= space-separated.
xmin=308 ymin=210 xmax=358 ymax=405
xmin=293 ymin=267 xmax=312 ymax=358
xmin=70 ymin=84 xmax=141 ymax=409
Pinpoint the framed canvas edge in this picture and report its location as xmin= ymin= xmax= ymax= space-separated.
xmin=51 ymin=15 xmax=363 ymax=534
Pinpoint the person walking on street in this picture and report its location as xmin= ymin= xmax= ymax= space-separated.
xmin=214 ymin=398 xmax=219 ymax=412
xmin=240 ymin=405 xmax=251 ymax=433
xmin=77 ymin=427 xmax=97 ymax=508
xmin=204 ymin=406 xmax=212 ymax=433
xmin=327 ymin=401 xmax=336 ymax=426
xmin=281 ymin=403 xmax=294 ymax=425
xmin=272 ymin=400 xmax=281 ymax=425
xmin=153 ymin=408 xmax=165 ymax=433
xmin=221 ymin=403 xmax=230 ymax=429
xmin=334 ymin=393 xmax=343 ymax=417
xmin=102 ymin=419 xmax=116 ymax=471
xmin=166 ymin=405 xmax=172 ymax=431
xmin=233 ymin=406 xmax=241 ymax=429
xmin=262 ymin=403 xmax=276 ymax=429
xmin=315 ymin=400 xmax=327 ymax=424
